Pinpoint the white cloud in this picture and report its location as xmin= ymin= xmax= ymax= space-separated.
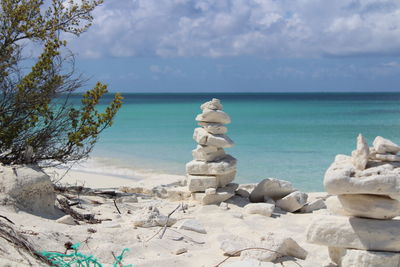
xmin=67 ymin=0 xmax=400 ymax=58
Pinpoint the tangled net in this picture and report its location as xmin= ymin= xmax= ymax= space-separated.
xmin=38 ymin=243 xmax=132 ymax=267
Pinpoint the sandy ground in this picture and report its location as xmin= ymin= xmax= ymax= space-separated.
xmin=0 ymin=168 xmax=331 ymax=267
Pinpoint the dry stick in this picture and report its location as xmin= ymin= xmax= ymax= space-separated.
xmin=214 ymin=247 xmax=304 ymax=267
xmin=145 ymin=204 xmax=182 ymax=242
xmin=113 ymin=199 xmax=121 ymax=214
xmin=0 ymin=214 xmax=15 ymax=225
xmin=112 ymin=251 xmax=123 ymax=267
xmin=159 ymin=204 xmax=182 ymax=239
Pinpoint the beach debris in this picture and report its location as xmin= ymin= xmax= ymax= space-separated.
xmin=307 ymin=137 xmax=400 ymax=266
xmin=0 ymin=165 xmax=56 ymax=215
xmin=351 ymin=133 xmax=369 ymax=170
xmin=244 ymin=203 xmax=274 ymax=217
xmin=249 ymin=178 xmax=296 ymax=203
xmin=275 ymin=191 xmax=308 ymax=213
xmin=174 ymin=247 xmax=188 ymax=255
xmin=176 ymin=219 xmax=207 ymax=234
xmin=186 ymin=98 xmax=238 ymax=205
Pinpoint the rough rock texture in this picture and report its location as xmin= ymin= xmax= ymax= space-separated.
xmin=196 ymin=109 xmax=231 ymax=124
xmin=299 ymin=199 xmax=326 ymax=213
xmin=193 ymin=127 xmax=234 ymax=148
xmin=176 ymin=219 xmax=207 ymax=234
xmin=186 ymin=155 xmax=237 ymax=175
xmin=338 ymin=194 xmax=400 ymax=219
xmin=244 ymin=203 xmax=274 ymax=217
xmin=373 ymin=136 xmax=400 ymax=154
xmin=249 ymin=178 xmax=296 ymax=202
xmin=198 ymin=122 xmax=227 ymax=134
xmin=56 ymin=215 xmax=76 ymax=225
xmin=200 ymin=98 xmax=223 ymax=110
xmin=200 ymin=183 xmax=238 ymax=205
xmin=132 ymin=206 xmax=177 ymax=228
xmin=329 ymin=247 xmax=400 ymax=267
xmin=374 ymin=153 xmax=400 ymax=162
xmin=216 ymin=171 xmax=236 ymax=187
xmin=0 ymin=165 xmax=56 ymax=215
xmin=307 ymin=215 xmax=400 ymax=251
xmin=192 ymin=145 xmax=226 ymax=162
xmin=351 ymin=134 xmax=369 ymax=170
xmin=276 ymin=191 xmax=308 ymax=212
xmin=187 ymin=175 xmax=218 ymax=192
xmin=325 ymin=196 xmax=351 ymax=216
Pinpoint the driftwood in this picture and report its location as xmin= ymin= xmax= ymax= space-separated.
xmin=53 ymin=184 xmax=140 ymax=199
xmin=56 ymin=198 xmax=102 ymax=224
xmin=0 ymin=220 xmax=51 ymax=265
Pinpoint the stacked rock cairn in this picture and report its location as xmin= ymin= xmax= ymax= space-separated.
xmin=307 ymin=134 xmax=400 ymax=266
xmin=185 ymin=98 xmax=238 ymax=205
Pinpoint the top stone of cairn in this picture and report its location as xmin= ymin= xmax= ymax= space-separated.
xmin=200 ymin=98 xmax=223 ymax=110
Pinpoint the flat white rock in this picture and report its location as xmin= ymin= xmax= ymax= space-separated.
xmin=373 ymin=136 xmax=400 ymax=154
xmin=299 ymin=198 xmax=326 ymax=213
xmin=351 ymin=134 xmax=369 ymax=170
xmin=250 ymin=178 xmax=296 ymax=202
xmin=374 ymin=153 xmax=400 ymax=162
xmin=177 ymin=219 xmax=207 ymax=234
xmin=200 ymin=98 xmax=223 ymax=110
xmin=186 ymin=155 xmax=237 ymax=175
xmin=244 ymin=203 xmax=274 ymax=217
xmin=198 ymin=122 xmax=227 ymax=134
xmin=194 ymin=183 xmax=238 ymax=205
xmin=338 ymin=194 xmax=400 ymax=219
xmin=196 ymin=109 xmax=231 ymax=124
xmin=193 ymin=127 xmax=234 ymax=148
xmin=187 ymin=175 xmax=217 ymax=192
xmin=216 ymin=171 xmax=236 ymax=187
xmin=276 ymin=191 xmax=308 ymax=212
xmin=56 ymin=215 xmax=76 ymax=225
xmin=192 ymin=145 xmax=226 ymax=162
xmin=329 ymin=247 xmax=400 ymax=267
xmin=307 ymin=215 xmax=400 ymax=251
xmin=324 ymin=156 xmax=400 ymax=198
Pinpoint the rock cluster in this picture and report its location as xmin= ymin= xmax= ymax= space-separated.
xmin=307 ymin=134 xmax=400 ymax=266
xmin=186 ymin=99 xmax=237 ymax=205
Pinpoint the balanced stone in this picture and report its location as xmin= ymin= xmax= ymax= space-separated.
xmin=195 ymin=183 xmax=238 ymax=205
xmin=198 ymin=122 xmax=227 ymax=134
xmin=374 ymin=153 xmax=400 ymax=162
xmin=196 ymin=109 xmax=231 ymax=124
xmin=276 ymin=191 xmax=308 ymax=212
xmin=329 ymin=247 xmax=400 ymax=267
xmin=187 ymin=175 xmax=218 ymax=192
xmin=186 ymin=155 xmax=237 ymax=175
xmin=373 ymin=136 xmax=400 ymax=154
xmin=200 ymin=98 xmax=223 ymax=110
xmin=338 ymin=194 xmax=400 ymax=219
xmin=351 ymin=134 xmax=369 ymax=170
xmin=192 ymin=145 xmax=225 ymax=162
xmin=217 ymin=171 xmax=236 ymax=187
xmin=307 ymin=215 xmax=400 ymax=251
xmin=193 ymin=127 xmax=234 ymax=148
xmin=250 ymin=178 xmax=296 ymax=202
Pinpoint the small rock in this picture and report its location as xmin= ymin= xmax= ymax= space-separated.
xmin=220 ymin=202 xmax=229 ymax=210
xmin=56 ymin=215 xmax=76 ymax=225
xmin=186 ymin=155 xmax=237 ymax=175
xmin=236 ymin=189 xmax=250 ymax=198
xmin=351 ymin=134 xmax=369 ymax=170
xmin=192 ymin=145 xmax=226 ymax=162
xmin=198 ymin=122 xmax=227 ymax=134
xmin=174 ymin=247 xmax=188 ymax=255
xmin=193 ymin=127 xmax=234 ymax=148
xmin=276 ymin=191 xmax=308 ymax=212
xmin=263 ymin=197 xmax=275 ymax=205
xmin=374 ymin=153 xmax=400 ymax=162
xmin=200 ymin=98 xmax=223 ymax=110
xmin=329 ymin=247 xmax=400 ymax=267
xmin=205 ymin=188 xmax=217 ymax=195
xmin=177 ymin=219 xmax=207 ymax=234
xmin=250 ymin=178 xmax=296 ymax=202
xmin=244 ymin=203 xmax=274 ymax=217
xmin=102 ymin=221 xmax=121 ymax=228
xmin=132 ymin=206 xmax=177 ymax=228
xmin=201 ymin=183 xmax=238 ymax=205
xmin=188 ymin=175 xmax=217 ymax=192
xmin=196 ymin=109 xmax=231 ymax=124
xmin=299 ymin=199 xmax=326 ymax=213
xmin=373 ymin=136 xmax=400 ymax=154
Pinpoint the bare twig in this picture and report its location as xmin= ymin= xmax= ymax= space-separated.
xmin=113 ymin=199 xmax=121 ymax=214
xmin=0 ymin=214 xmax=15 ymax=225
xmin=214 ymin=247 xmax=303 ymax=267
xmin=159 ymin=204 xmax=181 ymax=239
xmin=56 ymin=198 xmax=101 ymax=224
xmin=112 ymin=251 xmax=123 ymax=267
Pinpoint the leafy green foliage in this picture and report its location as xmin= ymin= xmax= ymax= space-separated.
xmin=0 ymin=0 xmax=123 ymax=165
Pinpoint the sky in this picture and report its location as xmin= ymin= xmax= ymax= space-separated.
xmin=65 ymin=0 xmax=400 ymax=93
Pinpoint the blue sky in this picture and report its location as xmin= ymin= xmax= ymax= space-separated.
xmin=67 ymin=0 xmax=400 ymax=92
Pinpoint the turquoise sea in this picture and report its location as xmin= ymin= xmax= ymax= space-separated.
xmin=82 ymin=93 xmax=400 ymax=192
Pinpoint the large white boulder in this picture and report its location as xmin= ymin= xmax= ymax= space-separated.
xmin=192 ymin=145 xmax=226 ymax=162
xmin=186 ymin=155 xmax=237 ymax=175
xmin=244 ymin=203 xmax=275 ymax=217
xmin=329 ymin=247 xmax=400 ymax=267
xmin=187 ymin=175 xmax=218 ymax=192
xmin=307 ymin=215 xmax=400 ymax=251
xmin=193 ymin=127 xmax=234 ymax=148
xmin=0 ymin=165 xmax=55 ymax=215
xmin=198 ymin=122 xmax=227 ymax=134
xmin=250 ymin=178 xmax=296 ymax=202
xmin=373 ymin=136 xmax=400 ymax=154
xmin=338 ymin=194 xmax=400 ymax=219
xmin=324 ymin=157 xmax=400 ymax=198
xmin=276 ymin=191 xmax=308 ymax=212
xmin=196 ymin=109 xmax=231 ymax=124
xmin=351 ymin=134 xmax=369 ymax=170
xmin=200 ymin=98 xmax=223 ymax=110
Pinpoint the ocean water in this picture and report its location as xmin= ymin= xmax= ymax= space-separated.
xmin=77 ymin=93 xmax=400 ymax=192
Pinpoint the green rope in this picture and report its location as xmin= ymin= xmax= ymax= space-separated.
xmin=38 ymin=243 xmax=132 ymax=267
